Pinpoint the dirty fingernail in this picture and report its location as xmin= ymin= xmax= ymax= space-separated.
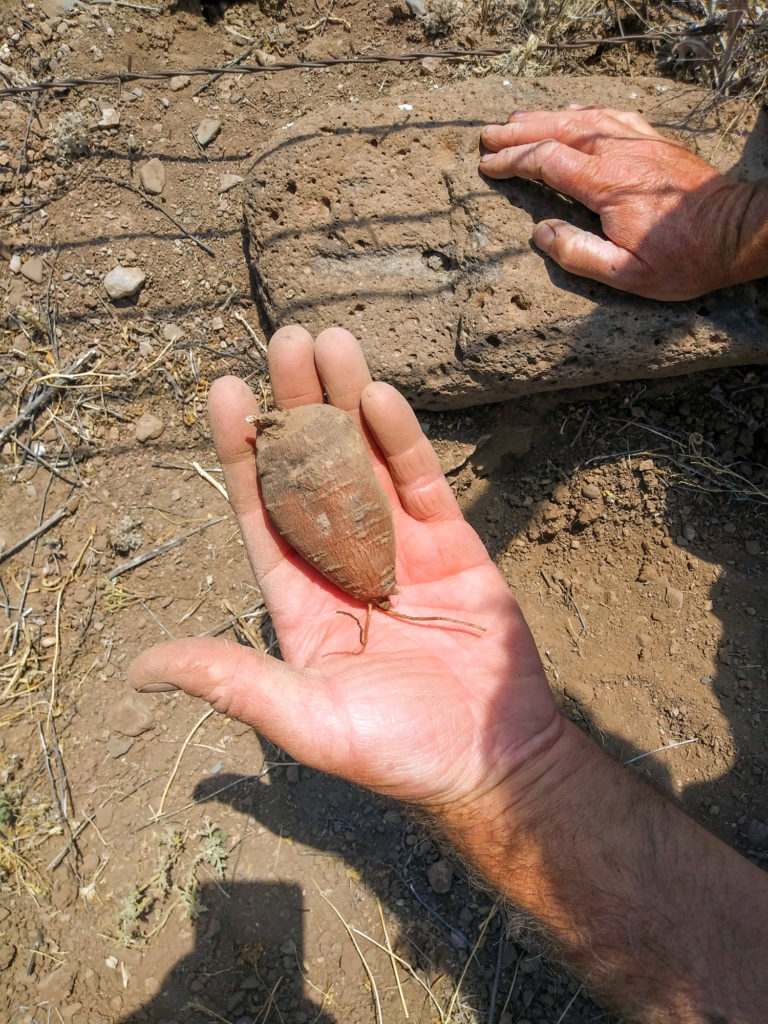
xmin=533 ymin=223 xmax=556 ymax=251
xmin=135 ymin=682 xmax=180 ymax=693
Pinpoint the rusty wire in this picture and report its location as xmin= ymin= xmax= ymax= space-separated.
xmin=0 ymin=35 xmax=696 ymax=99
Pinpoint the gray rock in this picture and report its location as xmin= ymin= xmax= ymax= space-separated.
xmin=169 ymin=74 xmax=191 ymax=91
xmin=20 ymin=256 xmax=45 ymax=284
xmin=426 ymin=857 xmax=453 ymax=893
xmin=747 ymin=819 xmax=768 ymax=848
xmin=139 ymin=157 xmax=165 ymax=195
xmin=219 ymin=172 xmax=243 ymax=193
xmin=245 ymin=77 xmax=768 ymax=409
xmin=97 ymin=107 xmax=120 ymax=128
xmin=195 ymin=118 xmax=221 ymax=147
xmin=104 ymin=265 xmax=146 ymax=300
xmin=134 ymin=411 xmax=164 ymax=442
xmin=162 ymin=322 xmax=184 ymax=341
xmin=109 ymin=694 xmax=155 ymax=737
xmin=111 ymin=736 xmax=138 ymax=761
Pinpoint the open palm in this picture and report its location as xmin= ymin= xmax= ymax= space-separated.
xmin=130 ymin=327 xmax=558 ymax=814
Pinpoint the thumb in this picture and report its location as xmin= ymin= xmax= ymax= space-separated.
xmin=128 ymin=637 xmax=331 ymax=765
xmin=533 ymin=219 xmax=649 ymax=296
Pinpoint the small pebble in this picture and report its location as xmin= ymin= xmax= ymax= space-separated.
xmin=581 ymin=483 xmax=601 ymax=501
xmin=20 ymin=256 xmax=45 ymax=284
xmin=665 ymin=586 xmax=684 ymax=611
xmin=745 ymin=538 xmax=760 ymax=556
xmin=109 ymin=694 xmax=155 ymax=737
xmin=170 ymin=488 xmax=182 ymax=502
xmin=134 ymin=411 xmax=164 ymax=443
xmin=427 ymin=857 xmax=453 ymax=894
xmin=97 ymin=107 xmax=120 ymax=128
xmin=139 ymin=157 xmax=165 ymax=195
xmin=162 ymin=322 xmax=184 ymax=342
xmin=169 ymin=74 xmax=191 ymax=91
xmin=104 ymin=265 xmax=146 ymax=300
xmin=195 ymin=118 xmax=221 ymax=147
xmin=219 ymin=172 xmax=243 ymax=193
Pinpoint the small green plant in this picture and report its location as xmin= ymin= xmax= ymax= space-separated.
xmin=178 ymin=877 xmax=207 ymax=921
xmin=51 ymin=111 xmax=91 ymax=165
xmin=421 ymin=0 xmax=464 ymax=37
xmin=116 ymin=886 xmax=148 ymax=947
xmin=196 ymin=819 xmax=227 ymax=879
xmin=0 ymin=789 xmax=17 ymax=829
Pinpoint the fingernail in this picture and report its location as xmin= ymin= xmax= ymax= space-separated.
xmin=533 ymin=223 xmax=556 ymax=252
xmin=510 ymin=109 xmax=529 ymax=117
xmin=479 ymin=152 xmax=493 ymax=163
xmin=135 ymin=682 xmax=180 ymax=693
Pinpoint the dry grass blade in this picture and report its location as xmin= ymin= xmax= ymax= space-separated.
xmin=445 ymin=903 xmax=497 ymax=1021
xmin=153 ymin=708 xmax=215 ymax=820
xmin=191 ymin=461 xmax=229 ymax=501
xmin=351 ymin=925 xmax=447 ymax=1023
xmin=377 ymin=897 xmax=409 ymax=1018
xmin=315 ymin=882 xmax=383 ymax=1024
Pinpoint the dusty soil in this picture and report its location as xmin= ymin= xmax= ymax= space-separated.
xmin=1 ymin=2 xmax=767 ymax=1023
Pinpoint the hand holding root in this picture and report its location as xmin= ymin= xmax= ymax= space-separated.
xmin=480 ymin=105 xmax=768 ymax=300
xmin=129 ymin=325 xmax=557 ymax=812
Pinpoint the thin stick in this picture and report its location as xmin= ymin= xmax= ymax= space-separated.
xmin=94 ymin=176 xmax=215 ymax=257
xmin=191 ymin=461 xmax=229 ymax=501
xmin=446 ymin=904 xmax=497 ymax=1021
xmin=0 ymin=496 xmax=78 ymax=567
xmin=193 ymin=42 xmax=256 ymax=97
xmin=106 ymin=516 xmax=225 ymax=580
xmin=232 ymin=311 xmax=267 ymax=355
xmin=487 ymin=931 xmax=504 ymax=1024
xmin=377 ymin=898 xmax=409 ymax=1019
xmin=497 ymin=955 xmax=521 ymax=1021
xmin=315 ymin=883 xmax=383 ymax=1024
xmin=0 ymin=348 xmax=98 ymax=446
xmin=79 ymin=0 xmax=161 ymax=9
xmin=154 ymin=708 xmax=215 ymax=819
xmin=47 ymin=811 xmax=96 ymax=871
xmin=129 ymin=770 xmax=269 ymax=836
xmin=200 ymin=601 xmax=266 ymax=637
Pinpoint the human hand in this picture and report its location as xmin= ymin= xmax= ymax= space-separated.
xmin=129 ymin=326 xmax=560 ymax=815
xmin=480 ymin=105 xmax=765 ymax=300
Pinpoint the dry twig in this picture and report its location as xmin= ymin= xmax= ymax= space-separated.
xmin=106 ymin=515 xmax=225 ymax=580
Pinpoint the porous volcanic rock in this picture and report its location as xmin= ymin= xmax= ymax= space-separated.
xmin=244 ymin=76 xmax=768 ymax=409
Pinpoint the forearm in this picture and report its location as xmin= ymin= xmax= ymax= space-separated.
xmin=436 ymin=719 xmax=768 ymax=1023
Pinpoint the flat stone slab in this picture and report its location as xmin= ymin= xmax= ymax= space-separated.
xmin=244 ymin=76 xmax=768 ymax=409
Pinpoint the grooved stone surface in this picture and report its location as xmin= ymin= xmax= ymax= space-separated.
xmin=245 ymin=76 xmax=768 ymax=409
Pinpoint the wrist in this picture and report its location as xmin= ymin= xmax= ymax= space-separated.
xmin=732 ymin=179 xmax=768 ymax=283
xmin=429 ymin=717 xmax=768 ymax=1022
xmin=706 ymin=177 xmax=768 ymax=290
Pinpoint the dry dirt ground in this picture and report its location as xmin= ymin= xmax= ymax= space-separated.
xmin=1 ymin=2 xmax=767 ymax=1023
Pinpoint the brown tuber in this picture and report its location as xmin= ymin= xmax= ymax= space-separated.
xmin=255 ymin=404 xmax=397 ymax=606
xmin=253 ymin=403 xmax=484 ymax=647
